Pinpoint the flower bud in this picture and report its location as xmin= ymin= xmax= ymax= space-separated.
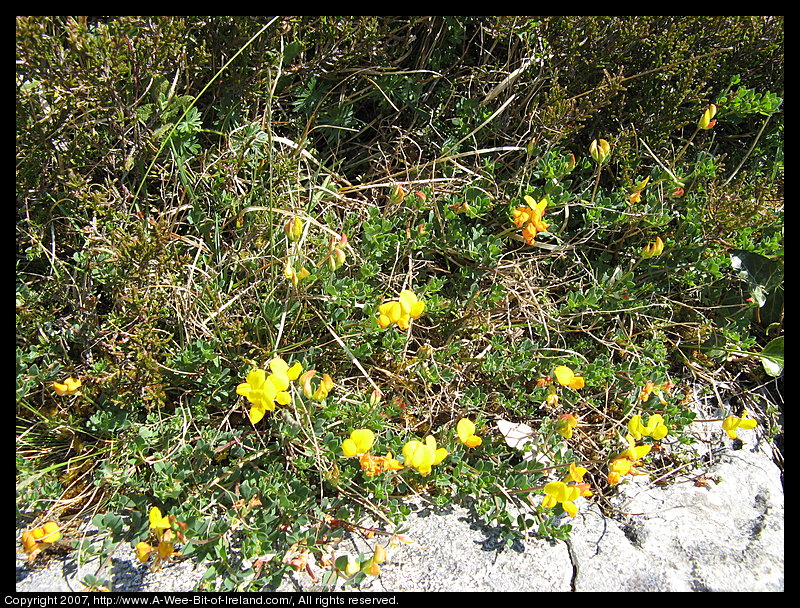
xmin=345 ymin=557 xmax=360 ymax=576
xmin=328 ymin=247 xmax=346 ymax=270
xmin=698 ymin=104 xmax=717 ymax=130
xmin=284 ymin=216 xmax=303 ymax=241
xmin=373 ymin=544 xmax=387 ymax=564
xmin=389 ymin=184 xmax=406 ymax=204
xmin=589 ymin=139 xmax=611 ymax=164
xmin=641 ymin=236 xmax=664 ymax=259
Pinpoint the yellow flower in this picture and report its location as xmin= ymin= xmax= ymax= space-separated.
xmin=554 ymin=366 xmax=585 ymax=390
xmin=722 ymin=412 xmax=758 ymax=439
xmin=511 ymin=206 xmax=533 ymax=228
xmin=378 ymin=290 xmax=425 ymax=330
xmin=456 ymin=418 xmax=482 ymax=448
xmin=590 ymin=138 xmax=611 ymax=164
xmin=149 ymin=507 xmax=171 ymax=533
xmin=608 ymin=457 xmax=634 ymax=485
xmin=557 ymin=413 xmax=579 ymax=439
xmin=628 ymin=177 xmax=649 ymax=204
xmin=563 ymin=462 xmax=588 ymax=484
xmin=378 ymin=300 xmax=403 ymax=329
xmin=698 ymin=103 xmax=717 ymax=130
xmin=381 ymin=452 xmax=404 ymax=472
xmin=399 ymin=289 xmax=425 ymax=319
xmin=608 ymin=435 xmax=652 ymax=485
xmin=342 ymin=429 xmax=375 ymax=457
xmin=157 ymin=540 xmax=175 ymax=560
xmin=236 ymin=358 xmax=302 ymax=423
xmin=402 ymin=435 xmax=447 ymax=476
xmin=523 ymin=196 xmax=550 ymax=232
xmin=300 ymin=370 xmax=334 ymax=402
xmin=22 ymin=521 xmax=63 ymax=559
xmin=21 ymin=530 xmax=39 ymax=557
xmin=541 ymin=481 xmax=581 ymax=517
xmin=237 ymin=368 xmax=279 ymax=424
xmin=136 ymin=541 xmax=154 ymax=563
xmin=360 ymin=451 xmax=404 ymax=476
xmin=514 ymin=196 xmax=550 ymax=245
xmin=53 ymin=377 xmax=81 ymax=395
xmin=621 ymin=435 xmax=652 ymax=461
xmin=38 ymin=521 xmax=62 ymax=544
xmin=628 ymin=414 xmax=669 ymax=441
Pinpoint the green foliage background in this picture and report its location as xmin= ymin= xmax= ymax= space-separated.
xmin=17 ymin=16 xmax=783 ymax=590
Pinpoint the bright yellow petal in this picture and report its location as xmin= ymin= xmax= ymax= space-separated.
xmin=39 ymin=522 xmax=61 ymax=543
xmin=350 ymin=429 xmax=375 ymax=454
xmin=399 ymin=290 xmax=418 ymax=315
xmin=568 ymin=376 xmax=584 ymax=390
xmin=554 ymin=366 xmax=574 ymax=386
xmin=149 ymin=508 xmax=170 ymax=531
xmin=652 ymin=424 xmax=669 ymax=440
xmin=269 ymin=357 xmax=289 ymax=375
xmin=136 ymin=541 xmax=153 ymax=563
xmin=465 ymin=435 xmax=482 ymax=448
xmin=246 ymin=368 xmax=267 ymax=388
xmin=287 ymin=362 xmax=303 ymax=381
xmin=249 ymin=403 xmax=266 ymax=424
xmin=457 ymin=418 xmax=475 ymax=443
xmin=342 ymin=438 xmax=357 ymax=457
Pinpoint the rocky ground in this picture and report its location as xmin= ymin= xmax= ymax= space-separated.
xmin=17 ymin=395 xmax=783 ymax=593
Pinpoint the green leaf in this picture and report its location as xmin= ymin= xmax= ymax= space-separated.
xmin=730 ymin=250 xmax=783 ymax=307
xmin=758 ymin=336 xmax=784 ymax=377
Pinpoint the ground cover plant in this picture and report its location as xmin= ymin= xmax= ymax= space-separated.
xmin=17 ymin=16 xmax=783 ymax=591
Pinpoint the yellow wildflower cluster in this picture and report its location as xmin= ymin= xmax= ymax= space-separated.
xmin=377 ymin=289 xmax=425 ymax=330
xmin=628 ymin=413 xmax=669 ymax=441
xmin=541 ymin=463 xmax=593 ymax=517
xmin=236 ymin=357 xmax=303 ymax=424
xmin=135 ymin=507 xmax=186 ymax=570
xmin=341 ymin=429 xmax=404 ymax=477
xmin=608 ymin=435 xmax=652 ymax=486
xmin=20 ymin=521 xmax=62 ymax=562
xmin=341 ymin=428 xmax=454 ymax=477
xmin=511 ymin=195 xmax=550 ymax=245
